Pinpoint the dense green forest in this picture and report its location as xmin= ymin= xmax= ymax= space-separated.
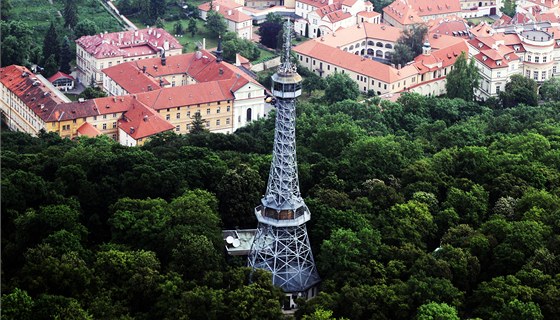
xmin=2 ymin=93 xmax=560 ymax=319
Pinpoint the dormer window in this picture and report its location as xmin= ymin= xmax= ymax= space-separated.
xmin=514 ymin=45 xmax=519 ymax=51
xmin=478 ymin=42 xmax=483 ymax=48
xmin=482 ymin=56 xmax=487 ymax=61
xmin=496 ymin=60 xmax=502 ymax=66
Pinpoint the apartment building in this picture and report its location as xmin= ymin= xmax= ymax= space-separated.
xmin=198 ymin=0 xmax=253 ymax=39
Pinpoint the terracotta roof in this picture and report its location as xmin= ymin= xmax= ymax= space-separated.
xmin=325 ymin=10 xmax=352 ymax=22
xmin=136 ymin=80 xmax=235 ymax=110
xmin=198 ymin=0 xmax=243 ymax=11
xmin=427 ymin=33 xmax=467 ymax=50
xmin=77 ymin=122 xmax=102 ymax=137
xmin=383 ymin=0 xmax=461 ymax=25
xmin=47 ymin=71 xmax=75 ymax=83
xmin=296 ymin=0 xmax=333 ymax=8
xmin=470 ymin=22 xmax=495 ymax=38
xmin=413 ymin=40 xmax=468 ymax=73
xmin=75 ymin=28 xmax=182 ymax=59
xmin=46 ymin=100 xmax=98 ymax=122
xmin=293 ymin=40 xmax=418 ymax=83
xmin=342 ymin=0 xmax=357 ymax=6
xmin=523 ymin=0 xmax=558 ymax=9
xmin=314 ymin=23 xmax=401 ymax=48
xmin=118 ymin=101 xmax=174 ymax=140
xmin=199 ymin=2 xmax=252 ymax=22
xmin=0 ymin=65 xmax=66 ymax=123
xmin=103 ymin=63 xmax=162 ymax=94
xmin=93 ymin=95 xmax=142 ymax=115
xmin=429 ymin=19 xmax=470 ymax=38
xmin=357 ymin=11 xmax=381 ymax=18
xmin=102 ymin=51 xmax=260 ymax=94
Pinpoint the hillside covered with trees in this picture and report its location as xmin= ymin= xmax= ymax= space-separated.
xmin=2 ymin=91 xmax=560 ymax=319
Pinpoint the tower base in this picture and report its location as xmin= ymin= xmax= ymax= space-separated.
xmin=248 ymin=223 xmax=320 ymax=294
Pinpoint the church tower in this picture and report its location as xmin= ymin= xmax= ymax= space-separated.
xmin=248 ymin=20 xmax=320 ymax=308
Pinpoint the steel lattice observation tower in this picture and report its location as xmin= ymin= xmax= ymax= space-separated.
xmin=248 ymin=20 xmax=320 ymax=309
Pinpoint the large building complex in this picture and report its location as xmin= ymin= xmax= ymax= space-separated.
xmin=75 ymin=28 xmax=182 ymax=86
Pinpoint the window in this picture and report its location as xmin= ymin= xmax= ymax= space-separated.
xmin=176 ymin=113 xmax=181 ymax=119
xmin=206 ymin=122 xmax=210 ymax=127
xmin=216 ymin=119 xmax=220 ymax=126
xmin=533 ymin=71 xmax=538 ymax=80
xmin=553 ymin=65 xmax=557 ymax=74
xmin=103 ymin=114 xmax=107 ymax=119
xmin=93 ymin=116 xmax=97 ymax=120
xmin=166 ymin=114 xmax=170 ymax=120
xmin=227 ymin=106 xmax=230 ymax=112
xmin=113 ymin=113 xmax=117 ymax=118
xmin=496 ymin=71 xmax=501 ymax=78
xmin=543 ymin=56 xmax=547 ymax=63
xmin=526 ymin=70 xmax=530 ymax=78
xmin=535 ymin=56 xmax=540 ymax=63
xmin=112 ymin=134 xmax=117 ymax=140
xmin=73 ymin=119 xmax=77 ymax=124
xmin=527 ymin=55 xmax=532 ymax=62
xmin=112 ymin=122 xmax=117 ymax=128
xmin=103 ymin=123 xmax=107 ymax=130
xmin=542 ymin=72 xmax=546 ymax=80
xmin=62 ymin=124 xmax=70 ymax=130
xmin=187 ymin=124 xmax=191 ymax=130
xmin=187 ymin=111 xmax=191 ymax=117
xmin=226 ymin=118 xmax=230 ymax=125
xmin=217 ymin=107 xmax=221 ymax=114
xmin=176 ymin=125 xmax=180 ymax=131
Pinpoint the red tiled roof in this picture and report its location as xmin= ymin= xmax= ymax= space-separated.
xmin=46 ymin=100 xmax=98 ymax=122
xmin=384 ymin=0 xmax=462 ymax=25
xmin=429 ymin=19 xmax=470 ymax=38
xmin=357 ymin=11 xmax=381 ymax=18
xmin=118 ymin=101 xmax=174 ymax=140
xmin=102 ymin=63 xmax=162 ymax=94
xmin=93 ymin=95 xmax=142 ymax=115
xmin=413 ymin=40 xmax=468 ymax=73
xmin=293 ymin=40 xmax=418 ymax=83
xmin=0 ymin=65 xmax=66 ymax=123
xmin=76 ymin=28 xmax=182 ymax=59
xmin=198 ymin=0 xmax=243 ymax=11
xmin=47 ymin=71 xmax=75 ymax=83
xmin=297 ymin=0 xmax=333 ymax=8
xmin=198 ymin=2 xmax=252 ymax=22
xmin=136 ymin=80 xmax=235 ymax=110
xmin=77 ymin=122 xmax=102 ymax=137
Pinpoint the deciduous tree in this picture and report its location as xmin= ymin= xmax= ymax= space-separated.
xmin=446 ymin=52 xmax=480 ymax=101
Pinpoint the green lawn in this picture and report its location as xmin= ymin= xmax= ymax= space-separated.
xmin=11 ymin=0 xmax=122 ymax=43
xmin=466 ymin=16 xmax=496 ymax=25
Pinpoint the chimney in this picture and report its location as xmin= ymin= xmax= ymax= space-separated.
xmin=163 ymin=39 xmax=170 ymax=51
xmin=143 ymin=115 xmax=149 ymax=121
xmin=228 ymin=9 xmax=232 ymax=15
xmin=160 ymin=48 xmax=167 ymax=66
xmin=202 ymin=38 xmax=206 ymax=50
xmin=143 ymin=65 xmax=147 ymax=73
xmin=214 ymin=35 xmax=223 ymax=62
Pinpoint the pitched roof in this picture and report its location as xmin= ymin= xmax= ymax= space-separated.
xmin=428 ymin=18 xmax=470 ymax=38
xmin=293 ymin=40 xmax=418 ymax=83
xmin=0 ymin=65 xmax=66 ymax=123
xmin=46 ymin=100 xmax=98 ymax=122
xmin=136 ymin=80 xmax=235 ymax=110
xmin=47 ymin=71 xmax=75 ymax=83
xmin=413 ymin=40 xmax=468 ymax=73
xmin=77 ymin=122 xmax=102 ymax=137
xmin=198 ymin=0 xmax=243 ymax=11
xmin=198 ymin=2 xmax=252 ymax=22
xmin=470 ymin=22 xmax=495 ymax=38
xmin=102 ymin=62 xmax=162 ymax=94
xmin=296 ymin=0 xmax=334 ymax=8
xmin=75 ymin=28 xmax=182 ymax=59
xmin=118 ymin=102 xmax=174 ymax=139
xmin=314 ymin=23 xmax=401 ymax=48
xmin=383 ymin=0 xmax=461 ymax=25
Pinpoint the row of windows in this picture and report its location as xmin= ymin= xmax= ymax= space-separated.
xmin=175 ymin=118 xmax=232 ymax=131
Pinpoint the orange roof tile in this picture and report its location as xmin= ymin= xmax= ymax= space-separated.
xmin=383 ymin=0 xmax=461 ymax=25
xmin=136 ymin=81 xmax=234 ymax=110
xmin=314 ymin=23 xmax=401 ymax=48
xmin=46 ymin=100 xmax=98 ymax=122
xmin=198 ymin=2 xmax=252 ymax=22
xmin=77 ymin=122 xmax=102 ymax=137
xmin=76 ymin=28 xmax=182 ymax=59
xmin=47 ymin=71 xmax=75 ymax=83
xmin=118 ymin=102 xmax=174 ymax=140
xmin=413 ymin=41 xmax=468 ymax=73
xmin=293 ymin=40 xmax=417 ymax=83
xmin=102 ymin=63 xmax=162 ymax=94
xmin=0 ymin=65 xmax=66 ymax=123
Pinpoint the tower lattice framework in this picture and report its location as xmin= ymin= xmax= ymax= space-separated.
xmin=248 ymin=20 xmax=320 ymax=294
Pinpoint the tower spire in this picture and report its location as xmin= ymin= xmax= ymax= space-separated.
xmin=248 ymin=20 xmax=320 ymax=306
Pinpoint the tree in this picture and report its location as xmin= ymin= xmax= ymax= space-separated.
xmin=43 ymin=22 xmax=61 ymax=65
xmin=265 ymin=12 xmax=283 ymax=24
xmin=416 ymin=302 xmax=460 ymax=320
xmin=223 ymin=33 xmax=260 ymax=62
xmin=1 ymin=288 xmax=34 ymax=320
xmin=259 ymin=22 xmax=283 ymax=49
xmin=155 ymin=17 xmax=165 ymax=29
xmin=78 ymin=87 xmax=108 ymax=99
xmin=59 ymin=36 xmax=73 ymax=74
xmin=63 ymin=0 xmax=78 ymax=28
xmin=1 ymin=20 xmax=36 ymax=66
xmin=391 ymin=24 xmax=428 ymax=65
xmin=1 ymin=0 xmax=13 ymax=20
xmin=187 ymin=18 xmax=198 ymax=37
xmin=190 ymin=112 xmax=208 ymax=134
xmin=74 ymin=19 xmax=99 ymax=39
xmin=43 ymin=54 xmax=59 ymax=79
xmin=539 ymin=77 xmax=560 ymax=101
xmin=215 ymin=164 xmax=263 ymax=228
xmin=206 ymin=11 xmax=228 ymax=37
xmin=149 ymin=0 xmax=166 ymax=22
xmin=446 ymin=52 xmax=480 ymax=101
xmin=174 ymin=21 xmax=184 ymax=35
xmin=499 ymin=74 xmax=538 ymax=108
xmin=324 ymin=72 xmax=360 ymax=104
xmin=501 ymin=0 xmax=516 ymax=17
